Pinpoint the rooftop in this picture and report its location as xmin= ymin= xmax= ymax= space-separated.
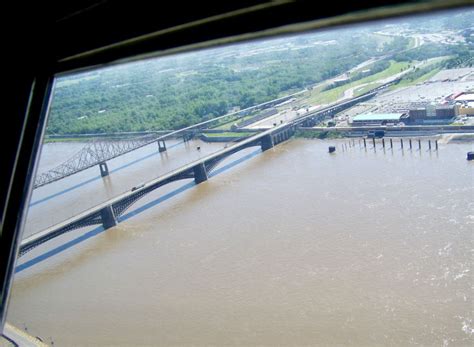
xmin=352 ymin=113 xmax=405 ymax=122
xmin=454 ymin=92 xmax=474 ymax=102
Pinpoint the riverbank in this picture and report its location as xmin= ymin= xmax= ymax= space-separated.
xmin=297 ymin=125 xmax=474 ymax=139
xmin=294 ymin=129 xmax=346 ymax=139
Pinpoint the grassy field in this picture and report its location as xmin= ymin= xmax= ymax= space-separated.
xmin=390 ymin=67 xmax=442 ymax=90
xmin=303 ymin=60 xmax=412 ymax=105
xmin=213 ymin=114 xmax=257 ymax=130
xmin=354 ymin=83 xmax=383 ymax=96
xmin=388 ymin=56 xmax=450 ymax=91
xmin=295 ymin=129 xmax=346 ymax=139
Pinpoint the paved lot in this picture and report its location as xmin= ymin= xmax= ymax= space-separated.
xmin=328 ymin=68 xmax=474 ymax=126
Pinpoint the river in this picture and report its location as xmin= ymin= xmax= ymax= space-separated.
xmin=7 ymin=137 xmax=474 ymax=346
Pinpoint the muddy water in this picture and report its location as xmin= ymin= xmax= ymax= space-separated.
xmin=25 ymin=138 xmax=227 ymax=236
xmin=8 ymin=138 xmax=474 ymax=346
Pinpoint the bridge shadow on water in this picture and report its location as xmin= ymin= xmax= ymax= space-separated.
xmin=16 ymin=148 xmax=262 ymax=273
xmin=29 ymin=141 xmax=186 ymax=208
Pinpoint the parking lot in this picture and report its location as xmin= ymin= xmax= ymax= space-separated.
xmin=330 ymin=68 xmax=474 ymax=126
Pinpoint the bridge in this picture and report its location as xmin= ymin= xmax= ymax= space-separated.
xmin=21 ymin=88 xmax=384 ymax=256
xmin=34 ymin=91 xmax=306 ymax=188
xmin=20 ymin=124 xmax=292 ymax=256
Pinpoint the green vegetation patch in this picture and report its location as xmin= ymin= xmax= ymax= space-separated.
xmin=295 ymin=129 xmax=346 ymax=139
xmin=213 ymin=114 xmax=256 ymax=130
xmin=354 ymin=83 xmax=382 ymax=96
xmin=304 ymin=60 xmax=411 ymax=105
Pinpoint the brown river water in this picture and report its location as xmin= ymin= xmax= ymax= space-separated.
xmin=7 ymin=137 xmax=474 ymax=346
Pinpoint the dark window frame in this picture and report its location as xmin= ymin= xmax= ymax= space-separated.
xmin=1 ymin=0 xmax=471 ymax=333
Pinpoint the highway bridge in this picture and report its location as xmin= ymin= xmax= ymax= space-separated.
xmin=20 ymin=125 xmax=291 ymax=256
xmin=34 ymin=91 xmax=306 ymax=189
xmin=21 ymin=89 xmax=383 ymax=256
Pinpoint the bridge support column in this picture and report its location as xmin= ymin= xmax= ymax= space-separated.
xmin=193 ymin=163 xmax=208 ymax=184
xmin=158 ymin=140 xmax=167 ymax=152
xmin=261 ymin=134 xmax=274 ymax=151
xmin=99 ymin=162 xmax=109 ymax=177
xmin=184 ymin=132 xmax=194 ymax=143
xmin=101 ymin=205 xmax=117 ymax=229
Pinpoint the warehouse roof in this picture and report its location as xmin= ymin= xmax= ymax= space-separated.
xmin=352 ymin=113 xmax=405 ymax=122
xmin=454 ymin=92 xmax=474 ymax=102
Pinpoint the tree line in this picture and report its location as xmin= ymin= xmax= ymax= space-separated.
xmin=46 ymin=29 xmax=398 ymax=134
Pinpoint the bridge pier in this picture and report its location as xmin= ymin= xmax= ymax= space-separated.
xmin=193 ymin=163 xmax=208 ymax=184
xmin=158 ymin=140 xmax=167 ymax=152
xmin=261 ymin=134 xmax=274 ymax=151
xmin=183 ymin=132 xmax=194 ymax=143
xmin=101 ymin=205 xmax=117 ymax=229
xmin=99 ymin=162 xmax=109 ymax=177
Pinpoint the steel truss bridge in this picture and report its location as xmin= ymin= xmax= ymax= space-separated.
xmin=34 ymin=91 xmax=307 ymax=189
xmin=21 ymin=89 xmax=382 ymax=256
xmin=34 ymin=129 xmax=202 ymax=188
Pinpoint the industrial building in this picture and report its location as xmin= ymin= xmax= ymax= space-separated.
xmin=458 ymin=105 xmax=474 ymax=116
xmin=453 ymin=92 xmax=474 ymax=116
xmin=452 ymin=92 xmax=474 ymax=103
xmin=351 ymin=113 xmax=409 ymax=126
xmin=408 ymin=104 xmax=457 ymax=124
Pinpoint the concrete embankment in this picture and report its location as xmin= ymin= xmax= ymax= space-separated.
xmin=200 ymin=134 xmax=253 ymax=142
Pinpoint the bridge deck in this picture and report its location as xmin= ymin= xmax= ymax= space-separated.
xmin=21 ymin=124 xmax=286 ymax=250
xmin=21 ymin=89 xmax=381 ymax=254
